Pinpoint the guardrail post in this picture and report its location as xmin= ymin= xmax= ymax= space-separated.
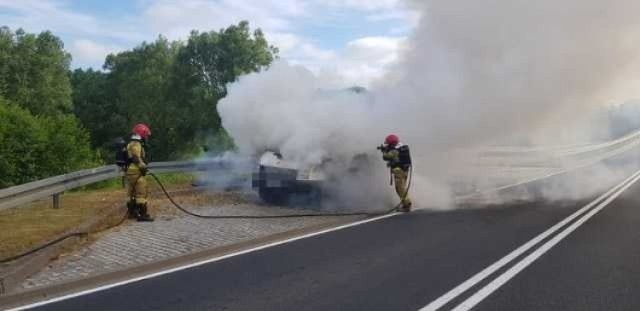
xmin=52 ymin=193 xmax=60 ymax=209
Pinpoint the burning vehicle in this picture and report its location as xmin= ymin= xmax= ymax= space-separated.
xmin=248 ymin=86 xmax=383 ymax=207
xmin=252 ymin=151 xmax=378 ymax=207
xmin=251 ymin=151 xmax=323 ymax=205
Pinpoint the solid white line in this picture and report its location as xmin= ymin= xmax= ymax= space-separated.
xmin=451 ymin=169 xmax=640 ymax=311
xmin=7 ymin=213 xmax=399 ymax=311
xmin=419 ymin=168 xmax=640 ymax=311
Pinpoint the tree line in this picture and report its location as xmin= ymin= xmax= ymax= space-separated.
xmin=0 ymin=21 xmax=277 ymax=188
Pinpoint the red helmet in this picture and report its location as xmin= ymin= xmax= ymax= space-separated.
xmin=132 ymin=123 xmax=151 ymax=139
xmin=385 ymin=134 xmax=399 ymax=146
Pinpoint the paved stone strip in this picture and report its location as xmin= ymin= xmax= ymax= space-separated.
xmin=19 ymin=200 xmax=347 ymax=291
xmin=17 ymin=164 xmax=556 ymax=292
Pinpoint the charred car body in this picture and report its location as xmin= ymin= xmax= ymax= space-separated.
xmin=249 ymin=87 xmax=388 ymax=206
xmin=251 ymin=152 xmax=324 ymax=205
xmin=252 ymin=151 xmax=381 ymax=207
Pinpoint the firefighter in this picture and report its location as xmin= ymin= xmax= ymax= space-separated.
xmin=379 ymin=134 xmax=413 ymax=212
xmin=126 ymin=123 xmax=154 ymax=221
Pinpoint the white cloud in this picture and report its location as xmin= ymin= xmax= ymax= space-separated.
xmin=347 ymin=36 xmax=405 ymax=54
xmin=0 ymin=0 xmax=94 ymax=27
xmin=142 ymin=0 xmax=305 ymax=40
xmin=265 ymin=33 xmax=301 ymax=53
xmin=69 ymin=39 xmax=124 ymax=69
xmin=264 ymin=33 xmax=407 ymax=88
xmin=284 ymin=40 xmax=338 ymax=75
xmin=294 ymin=35 xmax=406 ymax=88
xmin=0 ymin=0 xmax=415 ymax=83
xmin=366 ymin=8 xmax=421 ymax=27
xmin=140 ymin=0 xmax=344 ymax=78
xmin=299 ymin=43 xmax=338 ymax=62
xmin=0 ymin=0 xmax=145 ymax=42
xmin=337 ymin=36 xmax=406 ymax=86
xmin=315 ymin=0 xmax=401 ymax=11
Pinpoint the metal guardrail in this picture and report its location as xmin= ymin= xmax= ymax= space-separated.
xmin=474 ymin=130 xmax=640 ymax=157
xmin=3 ymin=130 xmax=640 ymax=212
xmin=0 ymin=159 xmax=232 ymax=212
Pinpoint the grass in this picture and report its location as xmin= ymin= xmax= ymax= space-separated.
xmin=0 ymin=172 xmax=196 ymax=261
xmin=77 ymin=172 xmax=196 ymax=191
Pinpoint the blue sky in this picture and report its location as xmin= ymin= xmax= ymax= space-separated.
xmin=0 ymin=0 xmax=418 ymax=86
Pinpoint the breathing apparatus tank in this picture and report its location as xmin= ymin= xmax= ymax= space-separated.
xmin=114 ymin=137 xmax=129 ymax=171
xmin=397 ymin=145 xmax=412 ymax=170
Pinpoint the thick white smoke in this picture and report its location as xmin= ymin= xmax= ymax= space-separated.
xmin=383 ymin=0 xmax=640 ymax=149
xmin=217 ymin=64 xmax=408 ymax=210
xmin=218 ymin=0 xmax=640 ymax=209
xmin=219 ymin=64 xmax=380 ymax=165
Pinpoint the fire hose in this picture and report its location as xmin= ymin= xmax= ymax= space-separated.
xmin=0 ymin=208 xmax=129 ymax=264
xmin=0 ymin=168 xmax=412 ymax=264
xmin=149 ymin=168 xmax=412 ymax=218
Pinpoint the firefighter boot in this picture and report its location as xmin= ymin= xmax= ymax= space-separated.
xmin=401 ymin=200 xmax=412 ymax=213
xmin=127 ymin=200 xmax=139 ymax=219
xmin=137 ymin=203 xmax=154 ymax=222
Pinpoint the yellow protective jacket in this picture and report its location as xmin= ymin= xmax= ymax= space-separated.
xmin=382 ymin=144 xmax=412 ymax=208
xmin=126 ymin=140 xmax=146 ymax=175
xmin=382 ymin=144 xmax=405 ymax=170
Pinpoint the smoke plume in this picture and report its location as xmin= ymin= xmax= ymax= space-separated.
xmin=218 ymin=0 xmax=640 ymax=209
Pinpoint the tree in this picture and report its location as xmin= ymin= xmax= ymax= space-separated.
xmin=101 ymin=36 xmax=180 ymax=160
xmin=0 ymin=27 xmax=12 ymax=97
xmin=173 ymin=21 xmax=278 ymax=98
xmin=89 ymin=21 xmax=278 ymax=161
xmin=0 ymin=98 xmax=45 ymax=187
xmin=0 ymin=98 xmax=97 ymax=187
xmin=0 ymin=27 xmax=72 ymax=116
xmin=38 ymin=113 xmax=99 ymax=176
xmin=166 ymin=21 xmax=277 ymax=156
xmin=70 ymin=68 xmax=121 ymax=153
xmin=0 ymin=27 xmax=97 ymax=187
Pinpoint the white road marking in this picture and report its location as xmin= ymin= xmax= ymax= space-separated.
xmin=450 ymin=168 xmax=640 ymax=311
xmin=11 ymin=169 xmax=639 ymax=311
xmin=420 ymin=168 xmax=640 ymax=311
xmin=7 ymin=213 xmax=399 ymax=311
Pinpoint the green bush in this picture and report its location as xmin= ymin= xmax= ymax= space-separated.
xmin=38 ymin=114 xmax=100 ymax=175
xmin=0 ymin=100 xmax=44 ymax=187
xmin=0 ymin=100 xmax=99 ymax=188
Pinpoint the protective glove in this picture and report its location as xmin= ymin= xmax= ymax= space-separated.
xmin=140 ymin=166 xmax=148 ymax=176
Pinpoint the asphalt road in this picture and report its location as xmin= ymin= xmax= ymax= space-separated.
xmin=16 ymin=169 xmax=640 ymax=310
xmin=474 ymin=177 xmax=640 ymax=311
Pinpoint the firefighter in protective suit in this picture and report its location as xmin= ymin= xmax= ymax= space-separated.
xmin=126 ymin=123 xmax=154 ymax=221
xmin=380 ymin=134 xmax=412 ymax=212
